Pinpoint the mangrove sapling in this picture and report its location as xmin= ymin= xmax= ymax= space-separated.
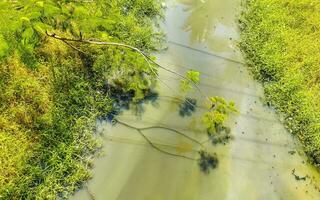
xmin=46 ymin=32 xmax=237 ymax=173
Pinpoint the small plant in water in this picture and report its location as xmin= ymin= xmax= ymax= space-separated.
xmin=180 ymin=70 xmax=200 ymax=92
xmin=202 ymin=96 xmax=237 ymax=144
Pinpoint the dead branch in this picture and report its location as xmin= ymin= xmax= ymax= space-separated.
xmin=115 ymin=119 xmax=200 ymax=161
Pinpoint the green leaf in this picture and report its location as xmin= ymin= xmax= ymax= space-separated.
xmin=186 ymin=70 xmax=200 ymax=84
xmin=180 ymin=70 xmax=200 ymax=93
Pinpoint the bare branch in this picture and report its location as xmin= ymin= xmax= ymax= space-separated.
xmin=115 ymin=119 xmax=200 ymax=161
xmin=139 ymin=125 xmax=205 ymax=148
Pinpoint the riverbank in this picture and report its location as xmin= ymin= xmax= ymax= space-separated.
xmin=240 ymin=0 xmax=320 ymax=169
xmin=0 ymin=1 xmax=162 ymax=198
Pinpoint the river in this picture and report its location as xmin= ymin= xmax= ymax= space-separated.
xmin=71 ymin=0 xmax=320 ymax=199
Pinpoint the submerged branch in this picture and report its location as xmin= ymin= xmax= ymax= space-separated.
xmin=139 ymin=125 xmax=204 ymax=147
xmin=115 ymin=119 xmax=199 ymax=161
xmin=114 ymin=119 xmax=219 ymax=173
xmin=138 ymin=129 xmax=198 ymax=160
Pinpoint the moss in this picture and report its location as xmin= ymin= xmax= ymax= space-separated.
xmin=240 ymin=0 xmax=320 ymax=169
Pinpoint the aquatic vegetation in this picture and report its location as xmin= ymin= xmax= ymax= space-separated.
xmin=0 ymin=0 xmax=163 ymax=198
xmin=180 ymin=70 xmax=200 ymax=92
xmin=240 ymin=0 xmax=320 ymax=169
xmin=203 ymin=97 xmax=237 ymax=135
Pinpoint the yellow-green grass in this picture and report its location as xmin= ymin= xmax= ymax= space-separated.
xmin=0 ymin=55 xmax=50 ymax=192
xmin=240 ymin=0 xmax=320 ymax=168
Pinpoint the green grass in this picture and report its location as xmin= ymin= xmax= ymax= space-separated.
xmin=0 ymin=0 xmax=163 ymax=199
xmin=240 ymin=0 xmax=320 ymax=168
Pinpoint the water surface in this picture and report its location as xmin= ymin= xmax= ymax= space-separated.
xmin=71 ymin=0 xmax=320 ymax=199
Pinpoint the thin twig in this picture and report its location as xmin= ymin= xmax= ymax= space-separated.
xmin=138 ymin=129 xmax=198 ymax=160
xmin=139 ymin=125 xmax=205 ymax=148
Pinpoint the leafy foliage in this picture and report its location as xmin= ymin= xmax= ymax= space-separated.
xmin=179 ymin=70 xmax=237 ymax=144
xmin=240 ymin=0 xmax=320 ymax=168
xmin=180 ymin=70 xmax=200 ymax=92
xmin=202 ymin=97 xmax=237 ymax=136
xmin=0 ymin=0 xmax=163 ymax=199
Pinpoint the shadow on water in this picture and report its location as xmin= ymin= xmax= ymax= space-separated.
xmin=104 ymin=83 xmax=159 ymax=122
xmin=105 ymin=88 xmax=223 ymax=174
xmin=198 ymin=150 xmax=219 ymax=174
xmin=101 ymin=70 xmax=225 ymax=174
xmin=179 ymin=98 xmax=197 ymax=117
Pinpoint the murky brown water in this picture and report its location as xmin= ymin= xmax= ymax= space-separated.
xmin=71 ymin=0 xmax=320 ymax=199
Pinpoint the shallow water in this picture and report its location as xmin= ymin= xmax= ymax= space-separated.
xmin=71 ymin=0 xmax=320 ymax=199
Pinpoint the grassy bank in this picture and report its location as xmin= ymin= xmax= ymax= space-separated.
xmin=240 ymin=0 xmax=320 ymax=168
xmin=0 ymin=0 xmax=162 ymax=198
